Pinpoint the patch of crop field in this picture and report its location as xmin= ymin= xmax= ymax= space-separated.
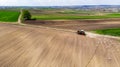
xmin=28 ymin=9 xmax=117 ymax=20
xmin=57 ymin=10 xmax=93 ymax=14
xmin=30 ymin=8 xmax=120 ymax=20
xmin=94 ymin=28 xmax=120 ymax=36
xmin=106 ymin=13 xmax=120 ymax=18
xmin=0 ymin=10 xmax=20 ymax=22
xmin=32 ymin=14 xmax=120 ymax=20
xmin=30 ymin=9 xmax=101 ymax=20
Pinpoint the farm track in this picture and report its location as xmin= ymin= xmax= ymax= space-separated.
xmin=0 ymin=23 xmax=120 ymax=67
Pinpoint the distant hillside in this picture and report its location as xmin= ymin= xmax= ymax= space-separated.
xmin=0 ymin=5 xmax=120 ymax=9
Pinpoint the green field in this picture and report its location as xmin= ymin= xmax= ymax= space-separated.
xmin=94 ymin=28 xmax=120 ymax=36
xmin=32 ymin=13 xmax=120 ymax=20
xmin=0 ymin=10 xmax=20 ymax=22
xmin=31 ymin=9 xmax=120 ymax=20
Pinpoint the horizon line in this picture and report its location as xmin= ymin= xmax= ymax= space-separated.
xmin=0 ymin=5 xmax=120 ymax=7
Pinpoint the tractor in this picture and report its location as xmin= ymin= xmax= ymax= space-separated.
xmin=77 ymin=30 xmax=86 ymax=36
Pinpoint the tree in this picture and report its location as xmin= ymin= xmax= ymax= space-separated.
xmin=22 ymin=10 xmax=31 ymax=20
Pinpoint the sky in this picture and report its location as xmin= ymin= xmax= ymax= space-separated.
xmin=0 ymin=0 xmax=120 ymax=6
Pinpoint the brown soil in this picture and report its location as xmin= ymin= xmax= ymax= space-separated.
xmin=25 ymin=19 xmax=120 ymax=31
xmin=0 ymin=23 xmax=120 ymax=67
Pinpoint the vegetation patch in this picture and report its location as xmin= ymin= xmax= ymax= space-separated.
xmin=32 ymin=13 xmax=120 ymax=20
xmin=94 ymin=28 xmax=120 ymax=36
xmin=31 ymin=9 xmax=120 ymax=20
xmin=0 ymin=10 xmax=20 ymax=22
xmin=20 ymin=10 xmax=32 ymax=23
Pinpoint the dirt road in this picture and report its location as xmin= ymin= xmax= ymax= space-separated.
xmin=0 ymin=23 xmax=120 ymax=67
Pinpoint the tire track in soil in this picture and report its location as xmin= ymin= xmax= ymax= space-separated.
xmin=0 ymin=23 xmax=120 ymax=67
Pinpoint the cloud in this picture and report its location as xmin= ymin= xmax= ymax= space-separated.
xmin=0 ymin=0 xmax=120 ymax=6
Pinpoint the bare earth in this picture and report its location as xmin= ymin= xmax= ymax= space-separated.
xmin=25 ymin=19 xmax=120 ymax=31
xmin=0 ymin=22 xmax=120 ymax=67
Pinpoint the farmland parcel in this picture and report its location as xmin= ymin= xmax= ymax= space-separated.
xmin=0 ymin=10 xmax=20 ymax=22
